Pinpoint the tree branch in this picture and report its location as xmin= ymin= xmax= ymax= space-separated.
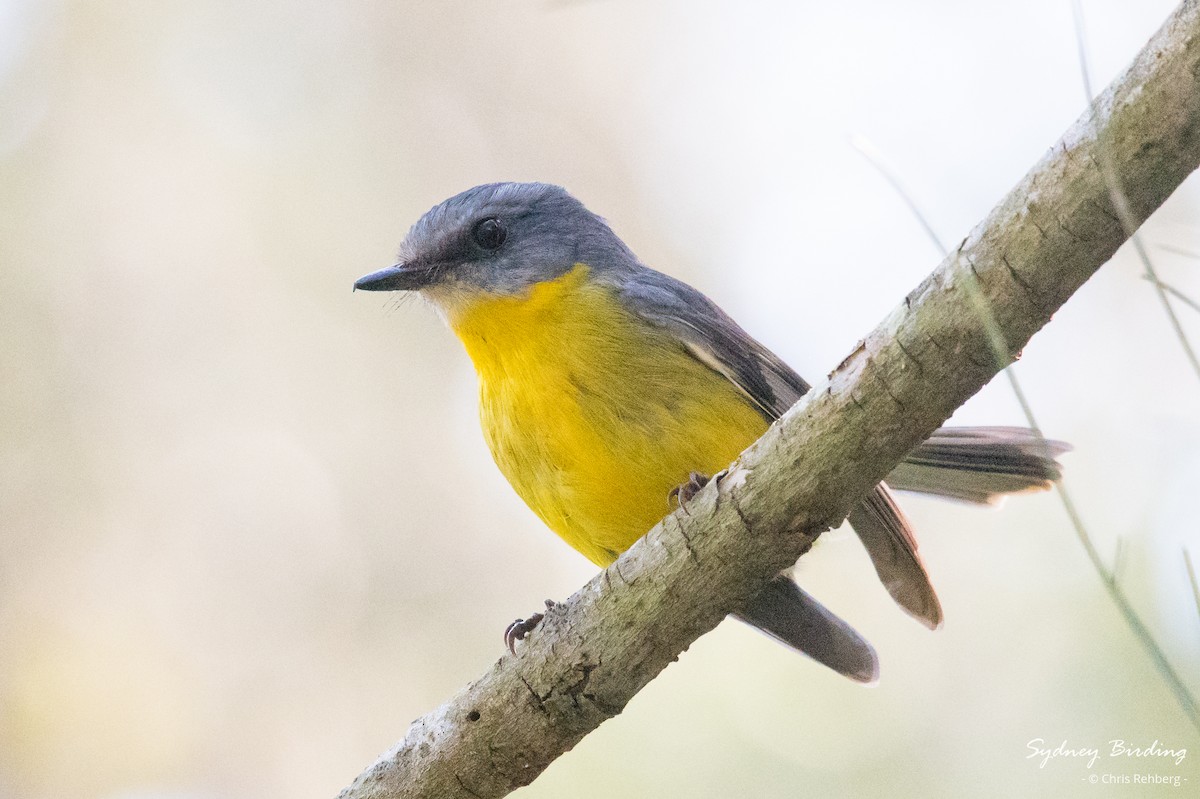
xmin=339 ymin=2 xmax=1200 ymax=797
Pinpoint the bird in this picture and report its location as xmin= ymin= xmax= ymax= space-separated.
xmin=354 ymin=182 xmax=1069 ymax=682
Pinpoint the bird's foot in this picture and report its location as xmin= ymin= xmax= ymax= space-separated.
xmin=504 ymin=599 xmax=557 ymax=654
xmin=668 ymin=471 xmax=711 ymax=512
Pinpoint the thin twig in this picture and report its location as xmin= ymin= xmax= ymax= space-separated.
xmin=1072 ymin=0 xmax=1200 ymax=384
xmin=1071 ymin=0 xmax=1200 ymax=728
xmin=1185 ymin=548 xmax=1200 ymax=625
xmin=1156 ymin=242 xmax=1200 ymax=259
xmin=1140 ymin=274 xmax=1200 ymax=315
xmin=341 ymin=5 xmax=1200 ymax=794
xmin=848 ymin=136 xmax=950 ymax=253
xmin=851 ymin=126 xmax=1200 ymax=733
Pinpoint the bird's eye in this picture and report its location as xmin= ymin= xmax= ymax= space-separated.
xmin=471 ymin=218 xmax=507 ymax=250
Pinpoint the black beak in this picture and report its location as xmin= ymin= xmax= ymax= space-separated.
xmin=353 ymin=263 xmax=435 ymax=292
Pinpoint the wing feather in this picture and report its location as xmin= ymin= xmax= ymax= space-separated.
xmin=615 ymin=268 xmax=942 ymax=628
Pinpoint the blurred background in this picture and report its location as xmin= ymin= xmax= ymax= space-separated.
xmin=2 ymin=0 xmax=1199 ymax=797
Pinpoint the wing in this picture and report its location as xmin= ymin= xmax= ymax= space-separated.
xmin=615 ymin=268 xmax=942 ymax=629
xmin=615 ymin=268 xmax=811 ymax=418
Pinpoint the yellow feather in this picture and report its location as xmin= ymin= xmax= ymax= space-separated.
xmin=449 ymin=264 xmax=769 ymax=566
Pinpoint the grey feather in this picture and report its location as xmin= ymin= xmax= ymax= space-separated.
xmin=614 ymin=266 xmax=1067 ymax=634
xmin=890 ymin=427 xmax=1071 ymax=504
xmin=614 ymin=268 xmax=810 ymax=418
xmin=391 ymin=182 xmax=1070 ymax=679
xmin=616 ymin=266 xmax=943 ymax=628
xmin=847 ymin=484 xmax=942 ymax=628
xmin=736 ymin=576 xmax=879 ymax=682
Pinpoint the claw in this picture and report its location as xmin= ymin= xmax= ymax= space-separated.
xmin=504 ymin=599 xmax=556 ymax=654
xmin=669 ymin=471 xmax=711 ymax=511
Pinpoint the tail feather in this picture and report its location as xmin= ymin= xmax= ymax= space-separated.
xmin=736 ymin=576 xmax=879 ymax=683
xmin=888 ymin=426 xmax=1071 ymax=504
xmin=847 ymin=484 xmax=943 ymax=629
xmin=740 ymin=426 xmax=1067 ymax=678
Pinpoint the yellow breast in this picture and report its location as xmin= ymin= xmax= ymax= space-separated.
xmin=449 ymin=264 xmax=769 ymax=566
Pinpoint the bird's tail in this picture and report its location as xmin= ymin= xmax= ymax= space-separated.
xmin=887 ymin=426 xmax=1071 ymax=504
xmin=735 ymin=576 xmax=879 ymax=683
xmin=849 ymin=426 xmax=1069 ymax=631
xmin=848 ymin=484 xmax=943 ymax=629
xmin=741 ymin=426 xmax=1069 ymax=682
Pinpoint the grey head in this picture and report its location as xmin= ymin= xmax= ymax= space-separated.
xmin=354 ymin=183 xmax=640 ymax=311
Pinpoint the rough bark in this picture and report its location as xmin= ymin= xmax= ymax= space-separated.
xmin=339 ymin=3 xmax=1200 ymax=797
